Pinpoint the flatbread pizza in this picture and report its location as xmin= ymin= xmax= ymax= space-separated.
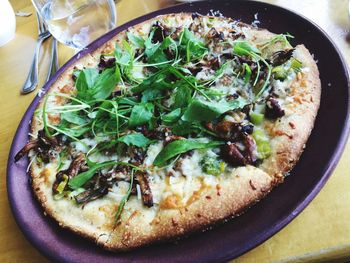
xmin=15 ymin=13 xmax=321 ymax=250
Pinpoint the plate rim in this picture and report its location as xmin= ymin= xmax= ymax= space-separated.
xmin=7 ymin=0 xmax=350 ymax=262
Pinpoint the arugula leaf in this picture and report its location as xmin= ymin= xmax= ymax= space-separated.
xmin=118 ymin=96 xmax=138 ymax=106
xmin=144 ymin=29 xmax=161 ymax=57
xmin=68 ymin=161 xmax=116 ymax=189
xmin=162 ymin=108 xmax=181 ymax=123
xmin=179 ymin=28 xmax=207 ymax=62
xmin=146 ymin=36 xmax=177 ymax=64
xmin=115 ymin=169 xmax=134 ymax=222
xmin=90 ymin=68 xmax=119 ymax=100
xmin=153 ymin=138 xmax=224 ymax=167
xmin=57 ymin=125 xmax=90 ymax=137
xmin=182 ymin=98 xmax=247 ymax=122
xmin=172 ymin=121 xmax=196 ymax=136
xmin=129 ymin=103 xmax=154 ymax=127
xmin=127 ymin=32 xmax=145 ymax=49
xmin=75 ymin=67 xmax=119 ymax=102
xmin=114 ymin=41 xmax=141 ymax=84
xmin=243 ymin=63 xmax=252 ymax=83
xmin=115 ymin=42 xmax=132 ymax=65
xmin=61 ymin=112 xmax=88 ymax=126
xmin=117 ymin=133 xmax=151 ymax=147
xmin=76 ymin=68 xmax=99 ymax=100
xmin=132 ymin=67 xmax=172 ymax=94
xmin=172 ymin=85 xmax=192 ymax=109
xmin=233 ymin=41 xmax=261 ymax=56
xmin=69 ymin=161 xmax=141 ymax=190
xmin=141 ymin=88 xmax=162 ymax=102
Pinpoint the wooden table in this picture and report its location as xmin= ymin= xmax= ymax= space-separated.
xmin=1 ymin=0 xmax=350 ymax=262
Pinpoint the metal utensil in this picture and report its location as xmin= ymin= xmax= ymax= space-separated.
xmin=45 ymin=37 xmax=59 ymax=82
xmin=20 ymin=12 xmax=51 ymax=94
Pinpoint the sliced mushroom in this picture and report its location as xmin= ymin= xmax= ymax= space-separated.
xmin=243 ymin=134 xmax=258 ymax=164
xmin=14 ymin=139 xmax=39 ymax=162
xmin=52 ymin=153 xmax=86 ymax=194
xmin=270 ymin=49 xmax=295 ymax=66
xmin=205 ymin=120 xmax=241 ymax=141
xmin=206 ymin=28 xmax=224 ymax=41
xmin=74 ymin=176 xmax=110 ymax=205
xmin=98 ymin=55 xmax=116 ymax=71
xmin=135 ymin=171 xmax=153 ymax=207
xmin=220 ymin=143 xmax=246 ymax=166
xmin=15 ymin=130 xmax=61 ymax=163
xmin=128 ymin=146 xmax=146 ymax=165
xmin=151 ymin=21 xmax=170 ymax=43
xmin=265 ymin=97 xmax=285 ymax=119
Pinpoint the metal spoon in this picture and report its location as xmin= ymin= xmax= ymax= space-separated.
xmin=20 ymin=13 xmax=51 ymax=94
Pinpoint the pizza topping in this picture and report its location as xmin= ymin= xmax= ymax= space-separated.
xmin=19 ymin=15 xmax=306 ymax=219
xmin=74 ymin=173 xmax=110 ymax=205
xmin=151 ymin=21 xmax=171 ymax=43
xmin=265 ymin=97 xmax=285 ymax=119
xmin=15 ymin=130 xmax=61 ymax=163
xmin=206 ymin=27 xmax=224 ymax=41
xmin=220 ymin=143 xmax=246 ymax=166
xmin=14 ymin=139 xmax=39 ymax=162
xmin=153 ymin=139 xmax=224 ymax=167
xmin=270 ymin=49 xmax=295 ymax=66
xmin=135 ymin=171 xmax=154 ymax=207
xmin=252 ymin=128 xmax=271 ymax=159
xmin=250 ymin=111 xmax=264 ymax=125
xmin=98 ymin=55 xmax=116 ymax=71
xmin=243 ymin=134 xmax=258 ymax=164
xmin=52 ymin=153 xmax=87 ymax=194
xmin=201 ymin=156 xmax=225 ymax=176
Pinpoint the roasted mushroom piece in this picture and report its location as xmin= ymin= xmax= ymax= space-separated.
xmin=52 ymin=153 xmax=87 ymax=194
xmin=265 ymin=97 xmax=285 ymax=119
xmin=98 ymin=55 xmax=116 ymax=71
xmin=151 ymin=21 xmax=171 ymax=43
xmin=14 ymin=139 xmax=39 ymax=162
xmin=135 ymin=171 xmax=153 ymax=207
xmin=270 ymin=49 xmax=295 ymax=66
xmin=220 ymin=143 xmax=246 ymax=166
xmin=74 ymin=175 xmax=111 ymax=205
xmin=14 ymin=129 xmax=61 ymax=163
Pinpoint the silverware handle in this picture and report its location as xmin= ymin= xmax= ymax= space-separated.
xmin=21 ymin=37 xmax=46 ymax=94
xmin=46 ymin=38 xmax=59 ymax=82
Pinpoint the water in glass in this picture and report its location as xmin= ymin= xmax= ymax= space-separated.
xmin=40 ymin=0 xmax=116 ymax=49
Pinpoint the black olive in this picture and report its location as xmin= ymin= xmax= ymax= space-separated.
xmin=242 ymin=124 xmax=254 ymax=134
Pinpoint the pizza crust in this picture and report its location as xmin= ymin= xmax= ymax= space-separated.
xmin=260 ymin=45 xmax=321 ymax=180
xmin=26 ymin=13 xmax=321 ymax=251
xmin=103 ymin=166 xmax=273 ymax=250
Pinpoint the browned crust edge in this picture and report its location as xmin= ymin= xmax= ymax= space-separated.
xmin=260 ymin=45 xmax=321 ymax=180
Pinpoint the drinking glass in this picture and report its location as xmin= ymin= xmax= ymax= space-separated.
xmin=31 ymin=0 xmax=117 ymax=50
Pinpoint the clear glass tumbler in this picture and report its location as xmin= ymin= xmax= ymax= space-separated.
xmin=32 ymin=0 xmax=116 ymax=50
